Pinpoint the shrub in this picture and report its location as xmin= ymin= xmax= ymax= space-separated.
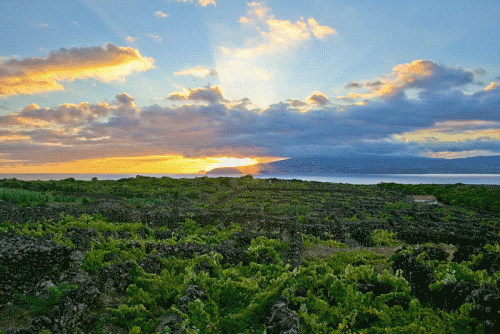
xmin=372 ymin=229 xmax=401 ymax=247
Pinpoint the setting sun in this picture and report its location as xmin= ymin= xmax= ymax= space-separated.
xmin=207 ymin=157 xmax=258 ymax=170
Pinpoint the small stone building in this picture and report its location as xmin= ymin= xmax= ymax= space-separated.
xmin=405 ymin=195 xmax=438 ymax=205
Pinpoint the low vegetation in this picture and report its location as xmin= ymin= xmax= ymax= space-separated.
xmin=1 ymin=176 xmax=500 ymax=333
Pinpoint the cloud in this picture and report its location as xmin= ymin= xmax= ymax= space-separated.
xmin=286 ymin=91 xmax=329 ymax=112
xmin=422 ymin=150 xmax=500 ymax=159
xmin=338 ymin=60 xmax=474 ymax=101
xmin=174 ymin=67 xmax=219 ymax=78
xmin=154 ymin=11 xmax=169 ymax=18
xmin=344 ymin=81 xmax=362 ymax=89
xmin=176 ymin=0 xmax=216 ymax=6
xmin=22 ymin=103 xmax=40 ymax=112
xmin=306 ymin=91 xmax=329 ymax=106
xmin=285 ymin=99 xmax=307 ymax=108
xmin=167 ymin=85 xmax=225 ymax=104
xmin=0 ymin=43 xmax=154 ymax=96
xmin=224 ymin=2 xmax=336 ymax=58
xmin=307 ymin=18 xmax=337 ymax=39
xmin=472 ymin=68 xmax=486 ymax=75
xmin=485 ymin=81 xmax=499 ymax=91
xmin=1 ymin=61 xmax=500 ymax=168
xmin=116 ymin=93 xmax=136 ymax=108
xmin=390 ymin=120 xmax=500 ymax=156
xmin=125 ymin=36 xmax=139 ymax=43
xmin=0 ymin=135 xmax=31 ymax=143
xmin=1 ymin=102 xmax=112 ymax=129
xmin=147 ymin=34 xmax=162 ymax=43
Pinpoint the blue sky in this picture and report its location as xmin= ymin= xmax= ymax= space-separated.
xmin=1 ymin=0 xmax=500 ymax=172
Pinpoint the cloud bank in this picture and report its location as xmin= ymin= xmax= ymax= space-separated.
xmin=338 ymin=60 xmax=474 ymax=101
xmin=0 ymin=44 xmax=154 ymax=96
xmin=1 ymin=59 xmax=499 ymax=169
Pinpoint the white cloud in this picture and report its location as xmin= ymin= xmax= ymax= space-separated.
xmin=155 ymin=11 xmax=169 ymax=18
xmin=222 ymin=2 xmax=336 ymax=58
xmin=176 ymin=0 xmax=216 ymax=6
xmin=174 ymin=67 xmax=219 ymax=78
xmin=125 ymin=36 xmax=139 ymax=43
xmin=147 ymin=34 xmax=162 ymax=43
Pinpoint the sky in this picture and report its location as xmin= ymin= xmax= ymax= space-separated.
xmin=1 ymin=0 xmax=500 ymax=173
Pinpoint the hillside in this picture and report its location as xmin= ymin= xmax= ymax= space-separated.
xmin=1 ymin=176 xmax=500 ymax=333
xmin=242 ymin=155 xmax=500 ymax=174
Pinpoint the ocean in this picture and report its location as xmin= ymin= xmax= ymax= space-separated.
xmin=1 ymin=173 xmax=499 ymax=185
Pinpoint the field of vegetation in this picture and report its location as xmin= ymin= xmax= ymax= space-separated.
xmin=1 ymin=176 xmax=500 ymax=334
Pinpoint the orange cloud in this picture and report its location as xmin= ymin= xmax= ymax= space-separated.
xmin=22 ymin=103 xmax=40 ymax=111
xmin=306 ymin=91 xmax=329 ymax=106
xmin=485 ymin=81 xmax=499 ymax=91
xmin=338 ymin=60 xmax=474 ymax=101
xmin=0 ymin=135 xmax=31 ymax=142
xmin=0 ymin=43 xmax=154 ymax=96
xmin=307 ymin=18 xmax=337 ymax=39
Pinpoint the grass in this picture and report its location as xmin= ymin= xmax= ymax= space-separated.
xmin=13 ymin=283 xmax=77 ymax=315
xmin=0 ymin=187 xmax=78 ymax=207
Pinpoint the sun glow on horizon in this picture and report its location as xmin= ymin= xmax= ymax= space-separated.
xmin=0 ymin=155 xmax=284 ymax=174
xmin=207 ymin=157 xmax=258 ymax=170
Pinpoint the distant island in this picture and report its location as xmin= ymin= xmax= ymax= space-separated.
xmin=204 ymin=167 xmax=243 ymax=175
xmin=206 ymin=155 xmax=500 ymax=175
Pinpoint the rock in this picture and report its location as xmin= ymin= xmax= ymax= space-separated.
xmin=64 ymin=227 xmax=100 ymax=252
xmin=466 ymin=283 xmax=500 ymax=334
xmin=3 ymin=328 xmax=35 ymax=334
xmin=0 ymin=232 xmax=72 ymax=302
xmin=413 ymin=245 xmax=449 ymax=261
xmin=194 ymin=261 xmax=211 ymax=275
xmin=266 ymin=296 xmax=300 ymax=334
xmin=391 ymin=252 xmax=435 ymax=304
xmin=156 ymin=314 xmax=184 ymax=334
xmin=138 ymin=254 xmax=164 ymax=275
xmin=102 ymin=230 xmax=132 ymax=241
xmin=98 ymin=260 xmax=137 ymax=294
xmin=473 ymin=251 xmax=500 ymax=275
xmin=179 ymin=285 xmax=206 ymax=313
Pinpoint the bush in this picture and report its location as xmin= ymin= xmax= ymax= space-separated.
xmin=372 ymin=229 xmax=401 ymax=247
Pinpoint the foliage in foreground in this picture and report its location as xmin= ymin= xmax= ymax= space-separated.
xmin=380 ymin=182 xmax=500 ymax=212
